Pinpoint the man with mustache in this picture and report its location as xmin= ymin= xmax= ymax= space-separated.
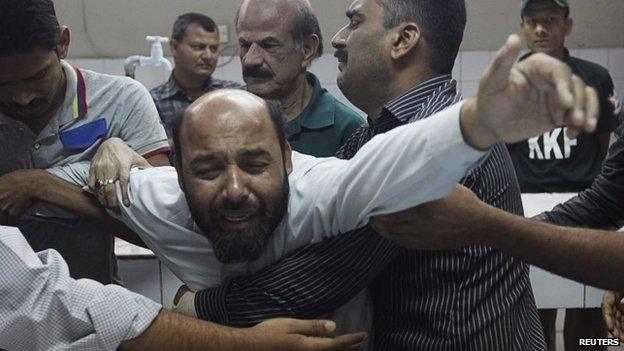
xmin=151 ymin=13 xmax=239 ymax=137
xmin=506 ymin=1 xmax=619 ymax=348
xmin=236 ymin=0 xmax=363 ymax=157
xmin=0 ymin=0 xmax=170 ymax=285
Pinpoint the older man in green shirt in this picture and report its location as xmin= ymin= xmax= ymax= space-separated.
xmin=237 ymin=0 xmax=363 ymax=157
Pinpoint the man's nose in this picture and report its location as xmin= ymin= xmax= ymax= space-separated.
xmin=12 ymin=84 xmax=36 ymax=106
xmin=242 ymin=43 xmax=263 ymax=68
xmin=223 ymin=167 xmax=250 ymax=205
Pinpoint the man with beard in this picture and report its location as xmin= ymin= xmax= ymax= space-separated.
xmin=151 ymin=13 xmax=239 ymax=137
xmin=180 ymin=1 xmax=569 ymax=350
xmin=97 ymin=87 xmax=493 ymax=292
xmin=236 ymin=0 xmax=363 ymax=157
xmin=0 ymin=0 xmax=170 ymax=285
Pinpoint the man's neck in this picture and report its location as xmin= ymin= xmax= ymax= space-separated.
xmin=280 ymin=74 xmax=313 ymax=122
xmin=173 ymin=69 xmax=209 ymax=100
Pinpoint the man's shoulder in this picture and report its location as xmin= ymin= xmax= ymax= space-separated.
xmin=568 ymin=56 xmax=612 ymax=81
xmin=150 ymin=81 xmax=171 ymax=99
xmin=210 ymin=78 xmax=242 ymax=89
xmin=128 ymin=166 xmax=178 ymax=190
xmin=80 ymin=67 xmax=136 ymax=91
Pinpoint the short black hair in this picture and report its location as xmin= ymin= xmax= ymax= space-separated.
xmin=172 ymin=99 xmax=288 ymax=163
xmin=235 ymin=2 xmax=323 ymax=58
xmin=0 ymin=0 xmax=61 ymax=56
xmin=172 ymin=13 xmax=218 ymax=42
xmin=378 ymin=0 xmax=466 ymax=74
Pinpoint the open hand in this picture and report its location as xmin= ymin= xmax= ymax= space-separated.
xmin=461 ymin=34 xmax=599 ymax=150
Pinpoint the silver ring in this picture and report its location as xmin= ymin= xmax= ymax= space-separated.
xmin=95 ymin=178 xmax=115 ymax=189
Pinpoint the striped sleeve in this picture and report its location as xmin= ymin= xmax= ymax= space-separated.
xmin=195 ymin=228 xmax=401 ymax=326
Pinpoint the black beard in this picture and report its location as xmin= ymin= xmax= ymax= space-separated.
xmin=187 ymin=173 xmax=290 ymax=264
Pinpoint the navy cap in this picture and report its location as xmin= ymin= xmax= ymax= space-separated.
xmin=521 ymin=0 xmax=569 ymax=13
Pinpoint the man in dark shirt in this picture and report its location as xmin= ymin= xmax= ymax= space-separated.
xmin=151 ymin=13 xmax=239 ymax=135
xmin=191 ymin=0 xmax=548 ymax=349
xmin=507 ymin=1 xmax=619 ymax=348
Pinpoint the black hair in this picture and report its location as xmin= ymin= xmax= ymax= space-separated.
xmin=0 ymin=0 xmax=61 ymax=56
xmin=172 ymin=99 xmax=288 ymax=163
xmin=172 ymin=13 xmax=218 ymax=42
xmin=378 ymin=0 xmax=466 ymax=74
xmin=235 ymin=2 xmax=323 ymax=58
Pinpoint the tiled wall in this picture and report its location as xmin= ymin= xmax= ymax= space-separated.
xmin=68 ymin=47 xmax=624 ymax=117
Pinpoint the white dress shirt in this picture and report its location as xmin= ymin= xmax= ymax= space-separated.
xmin=110 ymin=102 xmax=487 ymax=290
xmin=0 ymin=226 xmax=161 ymax=351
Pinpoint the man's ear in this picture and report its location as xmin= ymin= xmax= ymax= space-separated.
xmin=170 ymin=39 xmax=179 ymax=58
xmin=390 ymin=22 xmax=421 ymax=60
xmin=175 ymin=160 xmax=186 ymax=193
xmin=564 ymin=18 xmax=573 ymax=37
xmin=56 ymin=26 xmax=71 ymax=59
xmin=300 ymin=34 xmax=320 ymax=69
xmin=283 ymin=142 xmax=293 ymax=175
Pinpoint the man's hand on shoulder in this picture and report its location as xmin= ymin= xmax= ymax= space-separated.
xmin=461 ymin=34 xmax=599 ymax=150
xmin=89 ymin=137 xmax=152 ymax=209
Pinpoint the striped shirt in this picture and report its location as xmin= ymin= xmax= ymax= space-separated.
xmin=195 ymin=75 xmax=546 ymax=350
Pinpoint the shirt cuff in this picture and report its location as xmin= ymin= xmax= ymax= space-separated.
xmin=426 ymin=101 xmax=489 ymax=174
xmin=195 ymin=285 xmax=229 ymax=324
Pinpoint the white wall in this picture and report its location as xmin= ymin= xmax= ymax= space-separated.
xmin=55 ymin=0 xmax=624 ymax=58
xmin=68 ymin=46 xmax=624 ymax=117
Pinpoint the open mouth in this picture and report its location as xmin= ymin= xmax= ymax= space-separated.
xmin=221 ymin=213 xmax=257 ymax=230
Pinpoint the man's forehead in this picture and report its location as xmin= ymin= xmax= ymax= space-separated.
xmin=183 ymin=25 xmax=220 ymax=42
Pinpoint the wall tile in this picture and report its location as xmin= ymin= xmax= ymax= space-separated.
xmin=614 ymin=80 xmax=624 ymax=101
xmin=460 ymin=81 xmax=480 ymax=98
xmin=309 ymin=54 xmax=340 ymax=85
xmin=608 ymin=48 xmax=624 ymax=79
xmin=452 ymin=53 xmax=462 ymax=81
xmin=461 ymin=51 xmax=492 ymax=81
xmin=576 ymin=48 xmax=609 ymax=68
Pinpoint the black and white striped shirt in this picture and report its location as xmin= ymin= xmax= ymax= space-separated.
xmin=196 ymin=75 xmax=547 ymax=350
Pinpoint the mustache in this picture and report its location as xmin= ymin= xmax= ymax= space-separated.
xmin=242 ymin=66 xmax=273 ymax=79
xmin=334 ymin=49 xmax=348 ymax=63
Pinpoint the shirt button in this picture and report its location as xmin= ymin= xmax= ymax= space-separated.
xmin=17 ymin=127 xmax=25 ymax=132
xmin=33 ymin=142 xmax=41 ymax=150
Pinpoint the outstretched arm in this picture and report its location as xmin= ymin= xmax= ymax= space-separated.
xmin=373 ymin=185 xmax=624 ymax=291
